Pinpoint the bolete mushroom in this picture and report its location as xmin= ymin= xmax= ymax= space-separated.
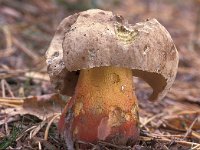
xmin=46 ymin=9 xmax=179 ymax=149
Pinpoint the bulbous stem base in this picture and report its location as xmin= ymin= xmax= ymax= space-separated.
xmin=59 ymin=66 xmax=139 ymax=149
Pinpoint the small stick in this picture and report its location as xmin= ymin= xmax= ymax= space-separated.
xmin=192 ymin=131 xmax=200 ymax=140
xmin=16 ymin=126 xmax=36 ymax=141
xmin=151 ymin=133 xmax=187 ymax=138
xmin=184 ymin=116 xmax=199 ymax=139
xmin=0 ymin=97 xmax=24 ymax=104
xmin=4 ymin=79 xmax=15 ymax=97
xmin=3 ymin=26 xmax=12 ymax=49
xmin=13 ymin=37 xmax=40 ymax=62
xmin=0 ymin=26 xmax=15 ymax=58
xmin=0 ymin=103 xmax=22 ymax=107
xmin=4 ymin=117 xmax=10 ymax=136
xmin=191 ymin=144 xmax=200 ymax=150
xmin=38 ymin=141 xmax=42 ymax=150
xmin=1 ymin=80 xmax=6 ymax=97
xmin=140 ymin=136 xmax=200 ymax=147
xmin=98 ymin=141 xmax=131 ymax=149
xmin=140 ymin=113 xmax=164 ymax=128
xmin=44 ymin=114 xmax=60 ymax=140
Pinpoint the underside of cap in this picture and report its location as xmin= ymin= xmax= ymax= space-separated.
xmin=45 ymin=13 xmax=80 ymax=95
xmin=46 ymin=9 xmax=179 ymax=101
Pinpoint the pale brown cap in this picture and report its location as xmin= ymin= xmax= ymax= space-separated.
xmin=46 ymin=9 xmax=179 ymax=101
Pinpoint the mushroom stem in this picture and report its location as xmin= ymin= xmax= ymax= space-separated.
xmin=59 ymin=66 xmax=139 ymax=147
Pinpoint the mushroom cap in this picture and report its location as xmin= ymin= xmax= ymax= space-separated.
xmin=46 ymin=9 xmax=179 ymax=101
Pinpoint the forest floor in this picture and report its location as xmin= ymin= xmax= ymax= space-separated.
xmin=0 ymin=0 xmax=200 ymax=149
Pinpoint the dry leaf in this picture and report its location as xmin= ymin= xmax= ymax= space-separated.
xmin=0 ymin=93 xmax=68 ymax=125
xmin=164 ymin=113 xmax=200 ymax=131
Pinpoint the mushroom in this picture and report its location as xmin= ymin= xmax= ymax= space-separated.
xmin=46 ymin=9 xmax=179 ymax=149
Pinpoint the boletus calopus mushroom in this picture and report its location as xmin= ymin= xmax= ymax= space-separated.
xmin=46 ymin=9 xmax=179 ymax=149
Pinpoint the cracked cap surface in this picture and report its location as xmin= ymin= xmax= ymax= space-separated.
xmin=46 ymin=9 xmax=179 ymax=101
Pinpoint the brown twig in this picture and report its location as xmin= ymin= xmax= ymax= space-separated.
xmin=140 ymin=112 xmax=165 ymax=128
xmin=140 ymin=136 xmax=200 ymax=147
xmin=98 ymin=141 xmax=132 ymax=149
xmin=13 ymin=37 xmax=40 ymax=62
xmin=0 ymin=71 xmax=27 ymax=80
xmin=0 ymin=26 xmax=15 ymax=58
xmin=0 ymin=69 xmax=48 ymax=80
xmin=44 ymin=114 xmax=60 ymax=140
xmin=184 ymin=116 xmax=199 ymax=139
xmin=0 ymin=97 xmax=24 ymax=105
xmin=1 ymin=80 xmax=6 ymax=97
xmin=4 ymin=79 xmax=15 ymax=97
